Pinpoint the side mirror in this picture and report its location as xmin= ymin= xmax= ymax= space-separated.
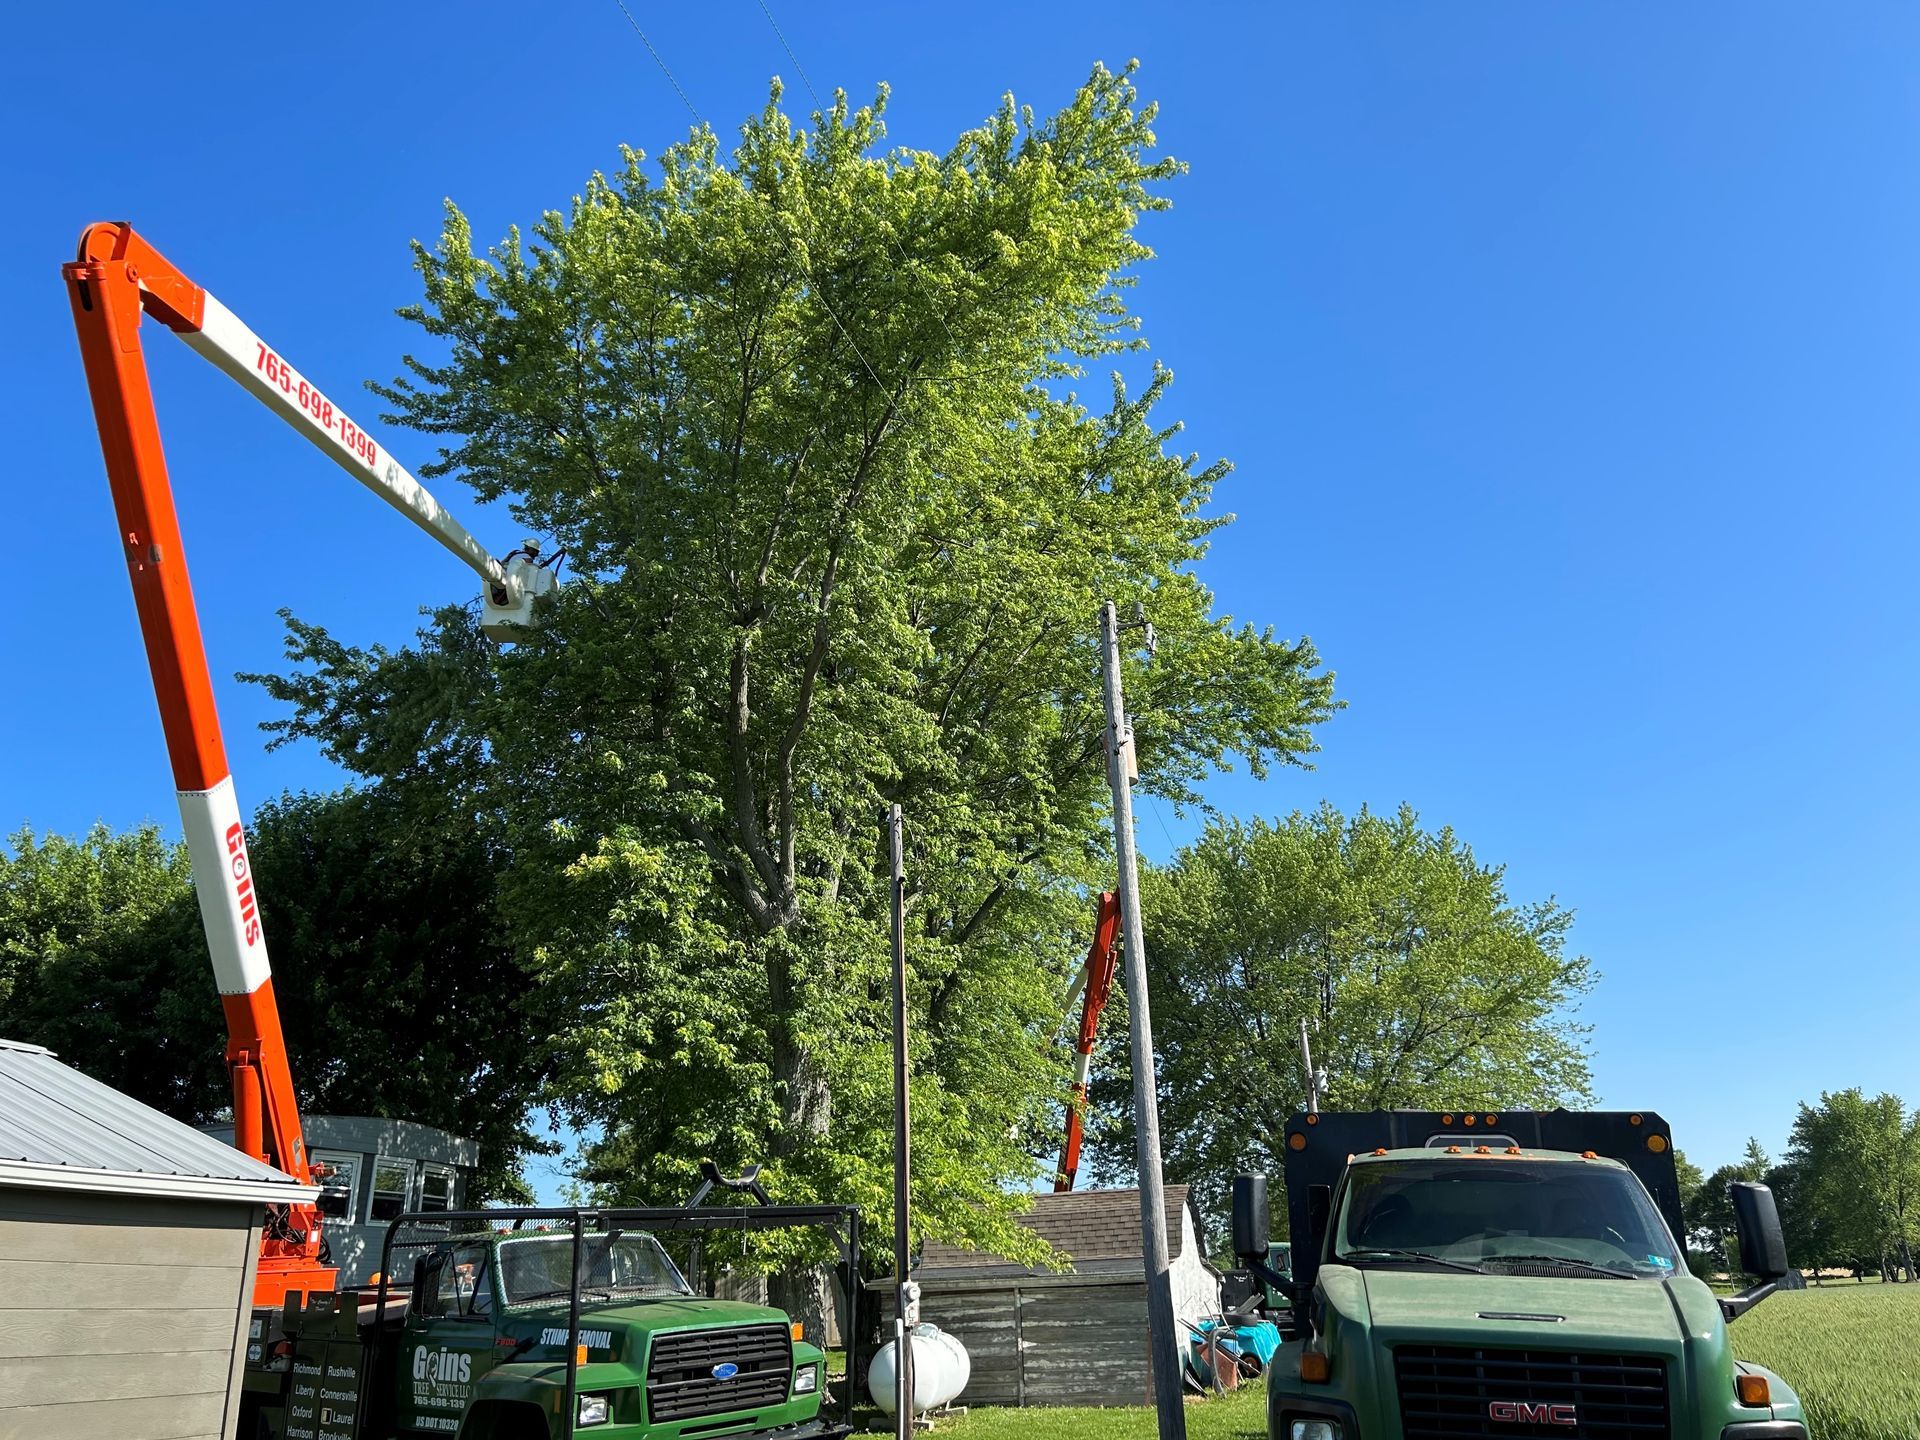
xmin=1232 ymin=1174 xmax=1270 ymax=1262
xmin=1307 ymin=1183 xmax=1332 ymax=1256
xmin=1731 ymin=1182 xmax=1789 ymax=1281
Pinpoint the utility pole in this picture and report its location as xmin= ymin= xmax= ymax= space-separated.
xmin=1098 ymin=601 xmax=1187 ymax=1440
xmin=1300 ymin=1017 xmax=1319 ymax=1115
xmin=887 ymin=804 xmax=917 ymax=1437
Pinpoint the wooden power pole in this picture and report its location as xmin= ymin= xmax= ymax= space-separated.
xmin=1098 ymin=601 xmax=1187 ymax=1440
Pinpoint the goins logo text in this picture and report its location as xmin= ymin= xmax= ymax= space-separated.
xmin=224 ymin=823 xmax=261 ymax=946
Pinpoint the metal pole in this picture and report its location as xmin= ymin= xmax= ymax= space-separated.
xmin=1301 ymin=1017 xmax=1319 ymax=1115
xmin=888 ymin=805 xmax=916 ymax=1437
xmin=562 ymin=1210 xmax=584 ymax=1437
xmin=1098 ymin=601 xmax=1187 ymax=1440
xmin=845 ymin=1212 xmax=861 ymax=1430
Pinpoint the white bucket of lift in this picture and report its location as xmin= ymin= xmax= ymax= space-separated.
xmin=867 ymin=1323 xmax=970 ymax=1414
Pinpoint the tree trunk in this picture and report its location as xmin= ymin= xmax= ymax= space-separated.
xmin=766 ymin=946 xmax=836 ymax=1343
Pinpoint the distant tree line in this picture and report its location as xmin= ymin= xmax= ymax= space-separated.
xmin=0 ymin=787 xmax=551 ymax=1201
xmin=5 ymin=794 xmax=1599 ymax=1245
xmin=1681 ymin=1091 xmax=1920 ymax=1283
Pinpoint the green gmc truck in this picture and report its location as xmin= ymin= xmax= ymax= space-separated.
xmin=241 ymin=1197 xmax=858 ymax=1440
xmin=1228 ymin=1110 xmax=1805 ymax=1440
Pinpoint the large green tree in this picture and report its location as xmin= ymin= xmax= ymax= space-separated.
xmin=0 ymin=790 xmax=550 ymax=1199
xmin=1786 ymin=1089 xmax=1920 ymax=1281
xmin=248 ymin=63 xmax=1336 ymax=1302
xmin=1101 ymin=805 xmax=1594 ymax=1220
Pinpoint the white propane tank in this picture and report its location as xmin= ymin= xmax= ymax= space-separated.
xmin=867 ymin=1323 xmax=971 ymax=1414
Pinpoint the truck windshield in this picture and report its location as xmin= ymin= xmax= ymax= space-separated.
xmin=497 ymin=1233 xmax=693 ymax=1304
xmin=1333 ymin=1159 xmax=1680 ymax=1278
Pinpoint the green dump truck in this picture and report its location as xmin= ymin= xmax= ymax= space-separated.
xmin=241 ymin=1198 xmax=858 ymax=1440
xmin=1228 ymin=1110 xmax=1805 ymax=1440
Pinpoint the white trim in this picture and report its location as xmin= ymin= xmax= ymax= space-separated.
xmin=366 ymin=1155 xmax=417 ymax=1225
xmin=311 ymin=1148 xmax=363 ymax=1221
xmin=418 ymin=1160 xmax=457 ymax=1212
xmin=0 ymin=1158 xmax=319 ymax=1207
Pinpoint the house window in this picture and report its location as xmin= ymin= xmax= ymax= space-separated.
xmin=420 ymin=1164 xmax=457 ymax=1213
xmin=368 ymin=1158 xmax=416 ymax=1223
xmin=312 ymin=1151 xmax=361 ymax=1221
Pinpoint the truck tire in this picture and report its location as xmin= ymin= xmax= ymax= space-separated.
xmin=458 ymin=1400 xmax=552 ymax=1440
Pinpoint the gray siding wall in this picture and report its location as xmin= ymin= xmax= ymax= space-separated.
xmin=0 ymin=1189 xmax=262 ymax=1440
xmin=877 ymin=1276 xmax=1155 ymax=1407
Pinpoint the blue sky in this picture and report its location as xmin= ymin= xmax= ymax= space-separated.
xmin=4 ymin=3 xmax=1916 ymax=1192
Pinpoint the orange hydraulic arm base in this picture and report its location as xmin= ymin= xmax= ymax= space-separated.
xmin=63 ymin=223 xmax=334 ymax=1307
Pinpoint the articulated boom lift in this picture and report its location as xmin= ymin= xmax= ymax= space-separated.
xmin=62 ymin=222 xmax=554 ymax=1306
xmin=1055 ymin=890 xmax=1121 ymax=1191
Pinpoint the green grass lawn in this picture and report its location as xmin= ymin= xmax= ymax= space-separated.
xmin=1734 ymin=1283 xmax=1920 ymax=1440
xmin=942 ymin=1383 xmax=1267 ymax=1440
xmin=931 ymin=1282 xmax=1920 ymax=1440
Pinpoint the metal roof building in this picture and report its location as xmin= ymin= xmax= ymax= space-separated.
xmin=0 ymin=1038 xmax=316 ymax=1439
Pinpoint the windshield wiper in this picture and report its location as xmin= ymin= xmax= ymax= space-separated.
xmin=1340 ymin=1248 xmax=1487 ymax=1274
xmin=1484 ymin=1253 xmax=1635 ymax=1277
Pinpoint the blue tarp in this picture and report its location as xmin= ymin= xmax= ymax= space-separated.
xmin=1190 ymin=1317 xmax=1282 ymax=1369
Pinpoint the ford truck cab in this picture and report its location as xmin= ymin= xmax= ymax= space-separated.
xmin=245 ymin=1199 xmax=856 ymax=1440
xmin=393 ymin=1227 xmax=830 ymax=1437
xmin=1230 ymin=1111 xmax=1806 ymax=1440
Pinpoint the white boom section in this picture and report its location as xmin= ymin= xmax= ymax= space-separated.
xmin=177 ymin=776 xmax=272 ymax=996
xmin=178 ymin=290 xmax=515 ymax=599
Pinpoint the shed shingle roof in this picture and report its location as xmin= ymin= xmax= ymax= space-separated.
xmin=917 ymin=1185 xmax=1198 ymax=1277
xmin=0 ymin=1038 xmax=317 ymax=1204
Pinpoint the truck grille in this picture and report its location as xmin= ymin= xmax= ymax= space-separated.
xmin=646 ymin=1323 xmax=792 ymax=1423
xmin=1394 ymin=1345 xmax=1671 ymax=1440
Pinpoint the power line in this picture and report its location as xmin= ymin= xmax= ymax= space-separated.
xmin=749 ymin=0 xmax=967 ymax=365
xmin=1141 ymin=792 xmax=1181 ymax=858
xmin=755 ymin=0 xmax=822 ymax=113
xmin=612 ymin=0 xmax=705 ymax=126
xmin=604 ymin=0 xmax=886 ymax=391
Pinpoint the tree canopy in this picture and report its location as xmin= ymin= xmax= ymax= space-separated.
xmin=1101 ymin=804 xmax=1594 ymax=1219
xmin=1784 ymin=1089 xmax=1920 ymax=1281
xmin=246 ymin=62 xmax=1338 ymax=1287
xmin=0 ymin=822 xmax=210 ymax=1118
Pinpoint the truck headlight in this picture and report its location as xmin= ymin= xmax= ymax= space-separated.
xmin=577 ymin=1393 xmax=611 ymax=1426
xmin=1291 ymin=1422 xmax=1341 ymax=1440
xmin=794 ymin=1363 xmax=819 ymax=1395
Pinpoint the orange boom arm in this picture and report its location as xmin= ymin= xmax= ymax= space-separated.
xmin=1056 ymin=891 xmax=1122 ymax=1192
xmin=62 ymin=223 xmax=543 ymax=1306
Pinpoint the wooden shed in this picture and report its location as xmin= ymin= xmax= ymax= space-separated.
xmin=0 ymin=1038 xmax=318 ymax=1439
xmin=872 ymin=1185 xmax=1221 ymax=1407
